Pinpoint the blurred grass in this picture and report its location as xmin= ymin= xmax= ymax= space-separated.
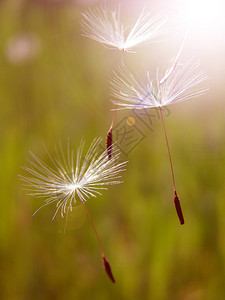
xmin=0 ymin=0 xmax=225 ymax=299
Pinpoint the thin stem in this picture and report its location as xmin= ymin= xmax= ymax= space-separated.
xmin=159 ymin=107 xmax=185 ymax=225
xmin=159 ymin=106 xmax=176 ymax=192
xmin=110 ymin=49 xmax=125 ymax=129
xmin=106 ymin=49 xmax=125 ymax=159
xmin=82 ymin=201 xmax=105 ymax=256
xmin=82 ymin=201 xmax=116 ymax=282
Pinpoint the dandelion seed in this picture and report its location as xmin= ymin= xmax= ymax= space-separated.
xmin=81 ymin=5 xmax=166 ymax=52
xmin=173 ymin=191 xmax=184 ymax=225
xmin=106 ymin=128 xmax=113 ymax=159
xmin=81 ymin=5 xmax=166 ymax=158
xmin=102 ymin=256 xmax=115 ymax=283
xmin=20 ymin=137 xmax=127 ymax=282
xmin=111 ymin=57 xmax=208 ymax=224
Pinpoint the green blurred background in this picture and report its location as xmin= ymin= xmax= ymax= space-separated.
xmin=0 ymin=0 xmax=224 ymax=299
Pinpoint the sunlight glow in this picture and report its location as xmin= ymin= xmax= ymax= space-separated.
xmin=180 ymin=0 xmax=224 ymax=32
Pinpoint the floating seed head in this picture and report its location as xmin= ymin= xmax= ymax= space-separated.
xmin=111 ymin=59 xmax=208 ymax=110
xmin=81 ymin=5 xmax=166 ymax=52
xmin=20 ymin=137 xmax=127 ymax=219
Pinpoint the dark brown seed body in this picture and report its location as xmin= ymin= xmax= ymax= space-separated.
xmin=102 ymin=256 xmax=115 ymax=283
xmin=174 ymin=191 xmax=185 ymax=225
xmin=106 ymin=128 xmax=113 ymax=159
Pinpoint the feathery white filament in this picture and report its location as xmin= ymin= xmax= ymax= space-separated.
xmin=111 ymin=59 xmax=208 ymax=110
xmin=81 ymin=5 xmax=166 ymax=52
xmin=21 ymin=138 xmax=127 ymax=218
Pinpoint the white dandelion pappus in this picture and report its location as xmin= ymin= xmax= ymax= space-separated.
xmin=21 ymin=137 xmax=127 ymax=219
xmin=81 ymin=5 xmax=166 ymax=52
xmin=111 ymin=59 xmax=208 ymax=110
